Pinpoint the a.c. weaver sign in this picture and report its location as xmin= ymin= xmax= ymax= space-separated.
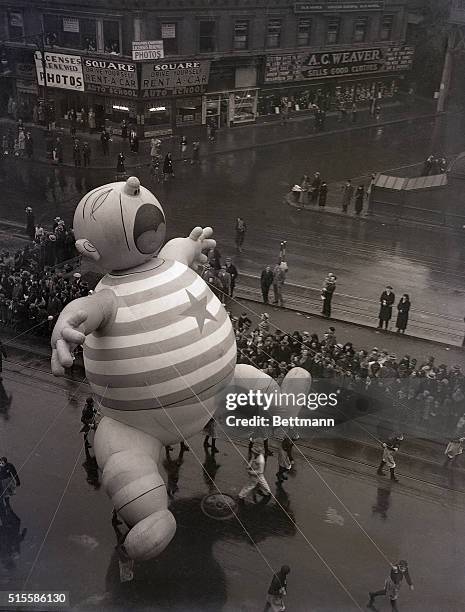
xmin=141 ymin=60 xmax=210 ymax=97
xmin=295 ymin=1 xmax=384 ymax=11
xmin=264 ymin=47 xmax=414 ymax=83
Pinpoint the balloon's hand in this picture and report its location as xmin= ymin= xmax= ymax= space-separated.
xmin=187 ymin=226 xmax=216 ymax=270
xmin=51 ymin=310 xmax=87 ymax=376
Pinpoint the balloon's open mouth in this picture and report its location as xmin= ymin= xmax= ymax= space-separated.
xmin=133 ymin=204 xmax=166 ymax=254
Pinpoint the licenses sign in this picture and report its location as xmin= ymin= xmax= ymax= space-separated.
xmin=132 ymin=40 xmax=164 ymax=61
xmin=82 ymin=57 xmax=138 ymax=97
xmin=63 ymin=17 xmax=79 ymax=33
xmin=34 ymin=51 xmax=84 ymax=91
xmin=295 ymin=1 xmax=384 ymax=11
xmin=141 ymin=60 xmax=210 ymax=97
xmin=264 ymin=46 xmax=414 ymax=83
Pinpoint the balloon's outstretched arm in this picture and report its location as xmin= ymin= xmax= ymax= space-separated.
xmin=159 ymin=226 xmax=216 ymax=270
xmin=51 ymin=289 xmax=116 ymax=376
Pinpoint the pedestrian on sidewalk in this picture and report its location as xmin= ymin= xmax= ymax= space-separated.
xmin=150 ymin=137 xmax=161 ymax=162
xmin=443 ymin=436 xmax=465 ymax=467
xmin=225 ymin=257 xmax=238 ymax=297
xmin=276 ymin=438 xmax=292 ymax=485
xmin=368 ymin=560 xmax=414 ymax=611
xmin=238 ymin=442 xmax=271 ymax=504
xmin=299 ymin=175 xmax=310 ymax=207
xmin=235 ymin=217 xmax=247 ymax=253
xmin=377 ymin=441 xmax=399 ymax=482
xmin=261 ymin=265 xmax=274 ymax=304
xmin=25 ymin=207 xmax=35 ymax=241
xmin=207 ymin=122 xmax=216 ymax=142
xmin=180 ymin=135 xmax=188 ymax=161
xmin=378 ymin=286 xmax=395 ymax=330
xmin=191 ymin=140 xmax=200 ymax=164
xmin=318 ymin=181 xmax=328 ymax=208
xmin=321 ymin=273 xmax=337 ymax=318
xmin=351 ymin=102 xmax=358 ymax=123
xmin=272 ymin=261 xmax=287 ymax=307
xmin=73 ymin=140 xmax=82 ymax=167
xmin=354 ymin=184 xmax=365 ymax=215
xmin=264 ymin=565 xmax=290 ymax=612
xmin=17 ymin=128 xmax=25 ymax=158
xmin=25 ymin=132 xmax=34 ymax=159
xmin=100 ymin=129 xmax=110 ymax=156
xmin=151 ymin=154 xmax=162 ymax=183
xmin=163 ymin=152 xmax=174 ymax=180
xmin=396 ymin=294 xmax=411 ymax=334
xmin=310 ymin=172 xmax=321 ymax=203
xmin=129 ymin=128 xmax=139 ymax=153
xmin=120 ymin=119 xmax=128 ymax=140
xmin=82 ymin=142 xmax=91 ymax=167
xmin=203 ymin=418 xmax=218 ymax=452
xmin=88 ymin=108 xmax=96 ymax=133
xmin=375 ymin=103 xmax=382 ymax=121
xmin=116 ymin=152 xmax=126 ymax=174
xmin=341 ymin=179 xmax=354 ymax=212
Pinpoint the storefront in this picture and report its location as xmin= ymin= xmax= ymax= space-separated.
xmin=204 ymin=88 xmax=258 ymax=128
xmin=259 ymin=45 xmax=414 ymax=117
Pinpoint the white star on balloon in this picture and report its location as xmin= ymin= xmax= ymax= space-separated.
xmin=182 ymin=290 xmax=217 ymax=333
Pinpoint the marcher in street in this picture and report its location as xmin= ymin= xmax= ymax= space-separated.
xmin=276 ymin=438 xmax=292 ymax=485
xmin=191 ymin=140 xmax=200 ymax=164
xmin=150 ymin=137 xmax=161 ymax=162
xmin=207 ymin=122 xmax=216 ymax=142
xmin=321 ymin=272 xmax=337 ymax=318
xmin=235 ymin=217 xmax=246 ymax=253
xmin=378 ymin=286 xmax=395 ymax=330
xmin=0 ymin=341 xmax=6 ymax=378
xmin=272 ymin=261 xmax=287 ymax=307
xmin=100 ymin=129 xmax=110 ymax=156
xmin=163 ymin=153 xmax=174 ymax=180
xmin=73 ymin=140 xmax=82 ymax=167
xmin=396 ymin=294 xmax=411 ymax=334
xmin=377 ymin=441 xmax=399 ymax=482
xmin=318 ymin=181 xmax=328 ymax=208
xmin=443 ymin=436 xmax=465 ymax=467
xmin=368 ymin=560 xmax=414 ymax=611
xmin=54 ymin=137 xmax=63 ymax=164
xmin=120 ymin=119 xmax=128 ymax=140
xmin=82 ymin=142 xmax=91 ymax=167
xmin=203 ymin=418 xmax=219 ymax=452
xmin=217 ymin=265 xmax=231 ymax=304
xmin=249 ymin=430 xmax=273 ymax=457
xmin=116 ymin=152 xmax=126 ymax=174
xmin=25 ymin=207 xmax=35 ymax=241
xmin=238 ymin=443 xmax=271 ymax=504
xmin=25 ymin=132 xmax=34 ymax=159
xmin=80 ymin=396 xmax=97 ymax=446
xmin=311 ymin=172 xmax=321 ymax=203
xmin=225 ymin=257 xmax=238 ymax=297
xmin=341 ymin=179 xmax=354 ymax=212
xmin=299 ymin=175 xmax=310 ymax=207
xmin=0 ymin=456 xmax=20 ymax=508
xmin=129 ymin=129 xmax=139 ymax=153
xmin=261 ymin=265 xmax=274 ymax=304
xmin=354 ymin=184 xmax=365 ymax=215
xmin=264 ymin=566 xmax=290 ymax=612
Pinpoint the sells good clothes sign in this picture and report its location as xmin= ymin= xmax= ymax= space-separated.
xmin=82 ymin=58 xmax=139 ymax=97
xmin=34 ymin=51 xmax=84 ymax=91
xmin=141 ymin=60 xmax=210 ymax=97
xmin=264 ymin=46 xmax=414 ymax=83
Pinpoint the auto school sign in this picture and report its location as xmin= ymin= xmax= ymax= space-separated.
xmin=34 ymin=51 xmax=84 ymax=91
xmin=82 ymin=58 xmax=138 ymax=97
xmin=141 ymin=60 xmax=210 ymax=97
xmin=264 ymin=46 xmax=414 ymax=83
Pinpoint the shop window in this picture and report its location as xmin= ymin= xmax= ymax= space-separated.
xmin=43 ymin=14 xmax=97 ymax=51
xmin=267 ymin=19 xmax=282 ymax=49
xmin=297 ymin=19 xmax=311 ymax=47
xmin=161 ymin=23 xmax=178 ymax=55
xmin=233 ymin=20 xmax=249 ymax=50
xmin=326 ymin=17 xmax=340 ymax=44
xmin=353 ymin=17 xmax=368 ymax=43
xmin=103 ymin=20 xmax=120 ymax=54
xmin=380 ymin=15 xmax=394 ymax=41
xmin=8 ymin=11 xmax=24 ymax=41
xmin=176 ymin=97 xmax=202 ymax=127
xmin=144 ymin=103 xmax=171 ymax=127
xmin=199 ymin=21 xmax=216 ymax=53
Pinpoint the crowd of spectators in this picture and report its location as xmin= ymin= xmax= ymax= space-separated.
xmin=0 ymin=213 xmax=83 ymax=336
xmin=231 ymin=312 xmax=465 ymax=437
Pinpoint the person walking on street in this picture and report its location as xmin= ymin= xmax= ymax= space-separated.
xmin=354 ymin=184 xmax=365 ymax=215
xmin=217 ymin=264 xmax=231 ymax=304
xmin=25 ymin=132 xmax=34 ymax=159
xmin=150 ymin=137 xmax=161 ymax=163
xmin=276 ymin=439 xmax=292 ymax=485
xmin=238 ymin=443 xmax=271 ymax=504
xmin=207 ymin=122 xmax=216 ymax=142
xmin=396 ymin=294 xmax=411 ymax=334
xmin=163 ymin=152 xmax=174 ymax=180
xmin=73 ymin=140 xmax=82 ymax=167
xmin=0 ymin=456 xmax=20 ymax=508
xmin=311 ymin=172 xmax=321 ymax=203
xmin=129 ymin=128 xmax=139 ymax=153
xmin=100 ymin=129 xmax=110 ymax=156
xmin=54 ymin=137 xmax=63 ymax=164
xmin=235 ymin=217 xmax=246 ymax=253
xmin=82 ymin=142 xmax=91 ymax=167
xmin=225 ymin=257 xmax=238 ymax=297
xmin=422 ymin=154 xmax=434 ymax=177
xmin=203 ymin=418 xmax=218 ymax=452
xmin=264 ymin=565 xmax=290 ymax=612
xmin=0 ymin=340 xmax=7 ymax=378
xmin=378 ymin=285 xmax=395 ymax=330
xmin=80 ymin=396 xmax=97 ymax=447
xmin=116 ymin=152 xmax=126 ymax=174
xmin=191 ymin=140 xmax=200 ymax=164
xmin=368 ymin=560 xmax=414 ymax=611
xmin=272 ymin=261 xmax=287 ymax=307
xmin=443 ymin=436 xmax=465 ymax=467
xmin=180 ymin=135 xmax=188 ymax=161
xmin=121 ymin=119 xmax=128 ymax=140
xmin=377 ymin=441 xmax=399 ymax=482
xmin=321 ymin=273 xmax=336 ymax=318
xmin=341 ymin=179 xmax=354 ymax=212
xmin=318 ymin=181 xmax=328 ymax=208
xmin=261 ymin=265 xmax=274 ymax=304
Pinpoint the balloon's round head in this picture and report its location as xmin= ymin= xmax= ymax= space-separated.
xmin=73 ymin=177 xmax=166 ymax=271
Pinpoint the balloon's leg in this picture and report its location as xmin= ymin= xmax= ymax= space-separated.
xmin=94 ymin=416 xmax=176 ymax=561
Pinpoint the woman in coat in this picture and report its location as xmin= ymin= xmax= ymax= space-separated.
xmin=396 ymin=294 xmax=411 ymax=334
xmin=299 ymin=175 xmax=310 ymax=207
xmin=116 ymin=152 xmax=126 ymax=174
xmin=163 ymin=152 xmax=174 ymax=180
xmin=355 ymin=184 xmax=365 ymax=215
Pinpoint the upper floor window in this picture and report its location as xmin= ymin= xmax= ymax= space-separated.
xmin=8 ymin=11 xmax=24 ymax=41
xmin=353 ymin=17 xmax=368 ymax=43
xmin=233 ymin=20 xmax=249 ymax=50
xmin=380 ymin=15 xmax=394 ymax=41
xmin=297 ymin=18 xmax=312 ymax=47
xmin=199 ymin=21 xmax=216 ymax=53
xmin=42 ymin=15 xmax=121 ymax=54
xmin=267 ymin=19 xmax=282 ymax=48
xmin=326 ymin=17 xmax=340 ymax=44
xmin=103 ymin=20 xmax=120 ymax=54
xmin=161 ymin=23 xmax=178 ymax=55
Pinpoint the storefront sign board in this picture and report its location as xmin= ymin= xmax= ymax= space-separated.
xmin=294 ymin=1 xmax=384 ymax=11
xmin=141 ymin=60 xmax=210 ymax=97
xmin=82 ymin=58 xmax=138 ymax=97
xmin=132 ymin=41 xmax=164 ymax=61
xmin=34 ymin=51 xmax=84 ymax=91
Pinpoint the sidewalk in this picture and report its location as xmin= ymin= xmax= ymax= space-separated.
xmin=0 ymin=96 xmax=438 ymax=170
